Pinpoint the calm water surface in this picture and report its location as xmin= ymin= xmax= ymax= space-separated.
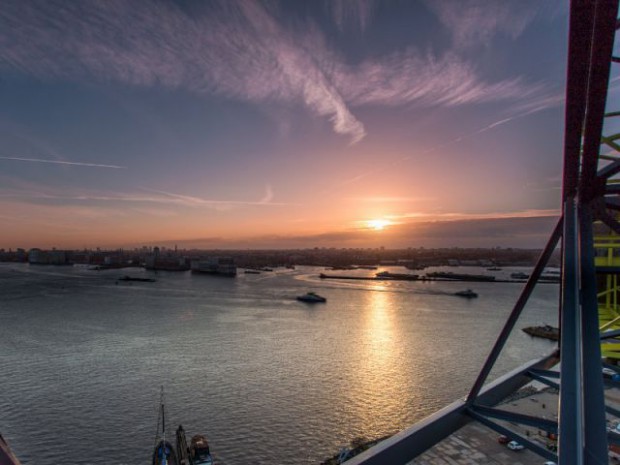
xmin=0 ymin=263 xmax=558 ymax=464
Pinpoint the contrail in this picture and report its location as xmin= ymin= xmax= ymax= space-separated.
xmin=0 ymin=156 xmax=126 ymax=169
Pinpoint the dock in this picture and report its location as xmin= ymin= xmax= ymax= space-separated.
xmin=522 ymin=325 xmax=559 ymax=341
xmin=318 ymin=273 xmax=556 ymax=284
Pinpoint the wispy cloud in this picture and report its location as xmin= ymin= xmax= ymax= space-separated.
xmin=0 ymin=184 xmax=289 ymax=211
xmin=335 ymin=53 xmax=552 ymax=109
xmin=425 ymin=0 xmax=542 ymax=48
xmin=0 ymin=0 xmax=550 ymax=144
xmin=141 ymin=185 xmax=287 ymax=210
xmin=353 ymin=196 xmax=434 ymax=203
xmin=386 ymin=208 xmax=561 ymax=222
xmin=327 ymin=0 xmax=377 ymax=32
xmin=0 ymin=156 xmax=126 ymax=169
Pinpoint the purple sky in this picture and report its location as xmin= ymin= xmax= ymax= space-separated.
xmin=0 ymin=0 xmax=582 ymax=249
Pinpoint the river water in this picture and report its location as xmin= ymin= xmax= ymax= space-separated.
xmin=0 ymin=263 xmax=558 ymax=464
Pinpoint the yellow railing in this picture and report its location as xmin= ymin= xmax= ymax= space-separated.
xmin=595 ymin=234 xmax=620 ymax=359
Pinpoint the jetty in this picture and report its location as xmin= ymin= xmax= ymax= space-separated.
xmin=319 ymin=273 xmax=557 ymax=284
xmin=522 ymin=325 xmax=559 ymax=341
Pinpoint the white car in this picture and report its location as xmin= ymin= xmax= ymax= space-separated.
xmin=507 ymin=440 xmax=524 ymax=451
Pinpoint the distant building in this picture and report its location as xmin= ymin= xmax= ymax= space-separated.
xmin=145 ymin=253 xmax=189 ymax=271
xmin=28 ymin=248 xmax=43 ymax=264
xmin=191 ymin=257 xmax=236 ymax=277
xmin=28 ymin=248 xmax=70 ymax=265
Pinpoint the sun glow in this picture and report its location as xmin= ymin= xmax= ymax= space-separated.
xmin=366 ymin=219 xmax=392 ymax=231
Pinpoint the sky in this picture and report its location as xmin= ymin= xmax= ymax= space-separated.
xmin=0 ymin=0 xmax=574 ymax=250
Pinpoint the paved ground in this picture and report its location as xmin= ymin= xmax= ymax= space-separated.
xmin=408 ymin=384 xmax=620 ymax=465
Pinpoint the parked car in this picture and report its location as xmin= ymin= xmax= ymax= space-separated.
xmin=497 ymin=435 xmax=510 ymax=444
xmin=608 ymin=422 xmax=620 ymax=434
xmin=507 ymin=440 xmax=524 ymax=451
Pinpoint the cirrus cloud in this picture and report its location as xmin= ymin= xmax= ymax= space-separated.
xmin=0 ymin=0 xmax=553 ymax=144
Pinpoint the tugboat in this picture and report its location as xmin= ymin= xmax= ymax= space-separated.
xmin=189 ymin=434 xmax=214 ymax=465
xmin=297 ymin=292 xmax=327 ymax=303
xmin=152 ymin=388 xmax=178 ymax=465
xmin=375 ymin=271 xmax=419 ymax=280
xmin=454 ymin=289 xmax=478 ymax=298
xmin=176 ymin=425 xmax=213 ymax=465
xmin=118 ymin=275 xmax=156 ymax=282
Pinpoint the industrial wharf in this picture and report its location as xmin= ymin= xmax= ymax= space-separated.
xmin=319 ymin=273 xmax=559 ymax=284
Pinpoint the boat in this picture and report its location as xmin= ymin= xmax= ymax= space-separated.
xmin=189 ymin=434 xmax=213 ymax=465
xmin=510 ymin=272 xmax=529 ymax=279
xmin=522 ymin=324 xmax=559 ymax=341
xmin=191 ymin=257 xmax=237 ymax=277
xmin=152 ymin=388 xmax=178 ymax=465
xmin=244 ymin=269 xmax=261 ymax=274
xmin=176 ymin=425 xmax=190 ymax=465
xmin=486 ymin=267 xmax=502 ymax=271
xmin=118 ymin=275 xmax=156 ymax=282
xmin=375 ymin=271 xmax=419 ymax=280
xmin=454 ymin=289 xmax=478 ymax=298
xmin=297 ymin=292 xmax=327 ymax=303
xmin=176 ymin=425 xmax=214 ymax=465
xmin=425 ymin=271 xmax=495 ymax=282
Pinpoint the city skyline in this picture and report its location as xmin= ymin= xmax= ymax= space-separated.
xmin=0 ymin=1 xmax=573 ymax=249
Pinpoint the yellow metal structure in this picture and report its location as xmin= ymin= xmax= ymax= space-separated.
xmin=595 ymin=234 xmax=620 ymax=359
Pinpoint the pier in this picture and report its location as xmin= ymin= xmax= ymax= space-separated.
xmin=318 ymin=273 xmax=556 ymax=284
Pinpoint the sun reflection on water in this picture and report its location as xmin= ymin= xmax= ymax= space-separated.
xmin=365 ymin=290 xmax=395 ymax=366
xmin=342 ymin=289 xmax=410 ymax=437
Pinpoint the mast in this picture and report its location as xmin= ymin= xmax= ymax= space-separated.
xmin=161 ymin=386 xmax=166 ymax=445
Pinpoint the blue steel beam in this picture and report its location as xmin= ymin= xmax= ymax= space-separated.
xmin=576 ymin=0 xmax=619 ymax=462
xmin=580 ymin=0 xmax=619 ymax=201
xmin=526 ymin=370 xmax=560 ymax=390
xmin=610 ymin=433 xmax=620 ymax=446
xmin=579 ymin=205 xmax=609 ymax=463
xmin=528 ymin=368 xmax=560 ymax=379
xmin=598 ymin=157 xmax=620 ymax=178
xmin=466 ymin=217 xmax=562 ymax=402
xmin=558 ymin=198 xmax=583 ymax=464
xmin=607 ymin=405 xmax=620 ymax=418
xmin=466 ymin=410 xmax=558 ymax=462
xmin=601 ymin=330 xmax=620 ymax=340
xmin=469 ymin=405 xmax=557 ymax=433
xmin=562 ymin=0 xmax=595 ymax=200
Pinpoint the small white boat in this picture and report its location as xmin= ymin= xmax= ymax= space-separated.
xmin=297 ymin=292 xmax=327 ymax=303
xmin=454 ymin=289 xmax=478 ymax=298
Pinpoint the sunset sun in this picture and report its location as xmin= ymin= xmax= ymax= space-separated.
xmin=366 ymin=219 xmax=392 ymax=231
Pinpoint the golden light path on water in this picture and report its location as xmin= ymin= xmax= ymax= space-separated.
xmin=346 ymin=286 xmax=411 ymax=435
xmin=366 ymin=287 xmax=394 ymax=368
